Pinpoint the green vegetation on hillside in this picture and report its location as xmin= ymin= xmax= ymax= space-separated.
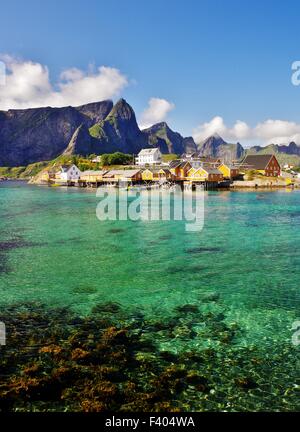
xmin=89 ymin=122 xmax=106 ymax=139
xmin=101 ymin=152 xmax=134 ymax=166
xmin=27 ymin=152 xmax=136 ymax=183
xmin=0 ymin=161 xmax=50 ymax=179
xmin=246 ymin=147 xmax=300 ymax=167
xmin=162 ymin=154 xmax=179 ymax=162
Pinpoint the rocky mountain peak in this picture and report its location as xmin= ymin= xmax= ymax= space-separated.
xmin=107 ymin=98 xmax=136 ymax=122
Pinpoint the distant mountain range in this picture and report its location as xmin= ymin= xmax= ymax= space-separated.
xmin=245 ymin=142 xmax=300 ymax=165
xmin=197 ymin=133 xmax=244 ymax=163
xmin=1 ymin=98 xmax=300 ymax=167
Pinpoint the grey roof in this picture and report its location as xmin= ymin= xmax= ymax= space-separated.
xmin=203 ymin=167 xmax=223 ymax=174
xmin=242 ymin=154 xmax=275 ymax=170
xmin=181 ymin=152 xmax=197 ymax=158
xmin=138 ymin=148 xmax=160 ymax=155
xmin=81 ymin=170 xmax=107 ymax=176
xmin=219 ymin=163 xmax=238 ymax=169
xmin=169 ymin=159 xmax=182 ymax=168
xmin=181 ymin=153 xmax=221 ymax=162
xmin=143 ymin=167 xmax=171 ymax=174
xmin=103 ymin=169 xmax=141 ymax=178
xmin=179 ymin=161 xmax=192 ymax=169
xmin=60 ymin=165 xmax=72 ymax=172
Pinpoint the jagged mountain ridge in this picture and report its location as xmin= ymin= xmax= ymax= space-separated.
xmin=245 ymin=141 xmax=300 ymax=165
xmin=88 ymin=99 xmax=149 ymax=154
xmin=197 ymin=133 xmax=245 ymax=162
xmin=0 ymin=99 xmax=197 ymax=166
xmin=88 ymin=100 xmax=198 ymax=155
xmin=142 ymin=122 xmax=197 ymax=154
xmin=197 ymin=134 xmax=300 ymax=165
xmin=0 ymin=101 xmax=113 ymax=166
xmin=2 ymin=97 xmax=300 ymax=167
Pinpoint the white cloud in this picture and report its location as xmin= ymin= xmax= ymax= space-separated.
xmin=193 ymin=116 xmax=300 ymax=146
xmin=139 ymin=97 xmax=175 ymax=129
xmin=254 ymin=120 xmax=300 ymax=144
xmin=0 ymin=55 xmax=128 ymax=110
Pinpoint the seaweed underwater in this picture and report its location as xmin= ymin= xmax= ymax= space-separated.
xmin=0 ymin=298 xmax=299 ymax=412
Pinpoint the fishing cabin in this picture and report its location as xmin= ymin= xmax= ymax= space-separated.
xmin=79 ymin=170 xmax=108 ymax=187
xmin=102 ymin=169 xmax=142 ymax=184
xmin=141 ymin=168 xmax=173 ymax=182
xmin=218 ymin=163 xmax=240 ymax=179
xmin=187 ymin=166 xmax=224 ymax=182
xmin=241 ymin=154 xmax=281 ymax=177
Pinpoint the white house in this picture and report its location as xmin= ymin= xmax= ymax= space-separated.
xmin=56 ymin=164 xmax=81 ymax=182
xmin=91 ymin=156 xmax=101 ymax=163
xmin=135 ymin=148 xmax=162 ymax=166
xmin=283 ymin=163 xmax=294 ymax=170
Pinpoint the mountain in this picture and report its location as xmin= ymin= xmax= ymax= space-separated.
xmin=142 ymin=122 xmax=197 ymax=154
xmin=63 ymin=124 xmax=93 ymax=156
xmin=3 ymin=96 xmax=300 ymax=168
xmin=195 ymin=134 xmax=300 ymax=166
xmin=89 ymin=98 xmax=148 ymax=154
xmin=245 ymin=142 xmax=300 ymax=166
xmin=0 ymin=100 xmax=113 ymax=166
xmin=247 ymin=141 xmax=300 ymax=156
xmin=0 ymin=98 xmax=198 ymax=166
xmin=197 ymin=133 xmax=245 ymax=162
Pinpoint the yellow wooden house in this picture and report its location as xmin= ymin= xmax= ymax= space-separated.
xmin=103 ymin=169 xmax=142 ymax=182
xmin=141 ymin=168 xmax=173 ymax=182
xmin=169 ymin=161 xmax=192 ymax=180
xmin=218 ymin=164 xmax=239 ymax=179
xmin=187 ymin=166 xmax=223 ymax=182
xmin=80 ymin=170 xmax=107 ymax=184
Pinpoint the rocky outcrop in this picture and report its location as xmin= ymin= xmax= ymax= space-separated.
xmin=63 ymin=124 xmax=94 ymax=156
xmin=197 ymin=133 xmax=245 ymax=162
xmin=0 ymin=101 xmax=113 ymax=166
xmin=89 ymin=99 xmax=148 ymax=154
xmin=142 ymin=122 xmax=197 ymax=154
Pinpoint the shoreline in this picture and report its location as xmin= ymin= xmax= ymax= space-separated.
xmin=2 ymin=178 xmax=299 ymax=192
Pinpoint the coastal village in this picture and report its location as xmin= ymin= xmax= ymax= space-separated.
xmin=33 ymin=147 xmax=300 ymax=189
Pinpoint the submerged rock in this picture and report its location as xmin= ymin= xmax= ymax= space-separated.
xmin=92 ymin=302 xmax=122 ymax=314
xmin=108 ymin=228 xmax=125 ymax=234
xmin=201 ymin=292 xmax=220 ymax=303
xmin=186 ymin=247 xmax=222 ymax=254
xmin=175 ymin=304 xmax=199 ymax=314
xmin=235 ymin=377 xmax=258 ymax=390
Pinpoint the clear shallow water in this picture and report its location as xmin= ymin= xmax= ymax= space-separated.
xmin=0 ymin=181 xmax=300 ymax=349
xmin=0 ymin=181 xmax=300 ymax=411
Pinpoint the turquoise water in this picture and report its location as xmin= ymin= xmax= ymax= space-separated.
xmin=1 ymin=182 xmax=299 ymax=345
xmin=0 ymin=181 xmax=299 ymax=411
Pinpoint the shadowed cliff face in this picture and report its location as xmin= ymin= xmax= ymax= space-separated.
xmin=2 ymin=99 xmax=300 ymax=167
xmin=0 ymin=99 xmax=244 ymax=166
xmin=0 ymin=101 xmax=113 ymax=166
xmin=0 ymin=98 xmax=200 ymax=166
xmin=63 ymin=124 xmax=96 ymax=156
xmin=197 ymin=134 xmax=245 ymax=162
xmin=89 ymin=99 xmax=149 ymax=154
xmin=142 ymin=122 xmax=197 ymax=154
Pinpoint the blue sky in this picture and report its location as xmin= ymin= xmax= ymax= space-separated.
xmin=0 ymin=0 xmax=300 ymax=145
